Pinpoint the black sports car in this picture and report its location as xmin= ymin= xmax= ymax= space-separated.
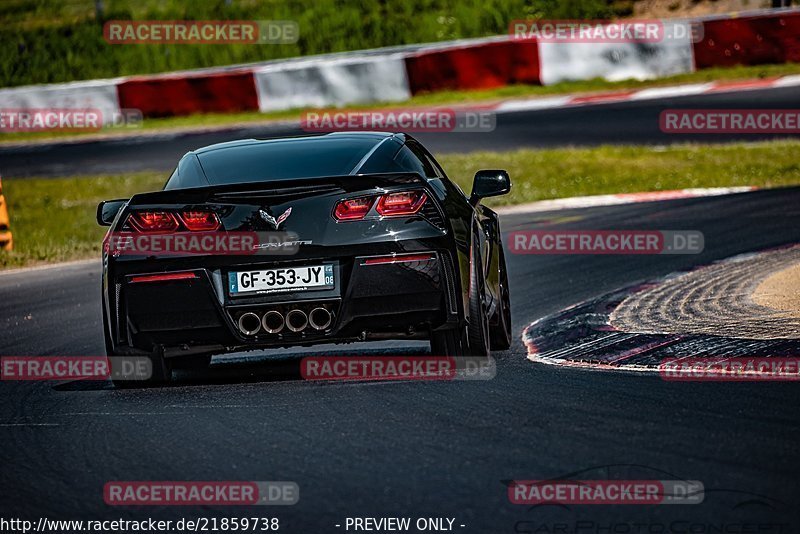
xmin=98 ymin=132 xmax=511 ymax=384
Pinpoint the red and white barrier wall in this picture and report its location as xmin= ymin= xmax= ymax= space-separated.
xmin=693 ymin=9 xmax=800 ymax=68
xmin=404 ymin=38 xmax=540 ymax=93
xmin=0 ymin=9 xmax=798 ymax=121
xmin=0 ymin=78 xmax=123 ymax=125
xmin=117 ymin=69 xmax=259 ymax=117
xmin=253 ymin=54 xmax=410 ymax=112
xmin=537 ymin=20 xmax=694 ymax=85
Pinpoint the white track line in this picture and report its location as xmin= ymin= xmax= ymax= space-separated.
xmin=495 ymin=186 xmax=756 ymax=215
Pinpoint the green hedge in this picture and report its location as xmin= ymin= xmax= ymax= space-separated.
xmin=2 ymin=0 xmax=632 ymax=87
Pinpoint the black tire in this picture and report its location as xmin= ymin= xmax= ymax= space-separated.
xmin=466 ymin=235 xmax=491 ymax=358
xmin=110 ymin=345 xmax=171 ymax=388
xmin=101 ymin=297 xmax=114 ymax=357
xmin=489 ymin=245 xmax=512 ymax=351
xmin=430 ymin=327 xmax=466 ymax=356
xmin=104 ymin=291 xmax=172 ymax=388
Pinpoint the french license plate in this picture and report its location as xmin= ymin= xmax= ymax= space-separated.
xmin=229 ymin=265 xmax=334 ymax=295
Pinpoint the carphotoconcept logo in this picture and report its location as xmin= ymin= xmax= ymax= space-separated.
xmin=508 ymin=465 xmax=789 ymax=533
xmin=509 ymin=230 xmax=704 ymax=255
xmin=103 ymin=20 xmax=298 ymax=44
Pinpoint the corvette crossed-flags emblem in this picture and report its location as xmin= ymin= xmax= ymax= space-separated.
xmin=259 ymin=207 xmax=292 ymax=229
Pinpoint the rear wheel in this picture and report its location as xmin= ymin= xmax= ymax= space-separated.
xmin=110 ymin=345 xmax=171 ymax=388
xmin=466 ymin=237 xmax=491 ymax=358
xmin=430 ymin=237 xmax=489 ymax=357
xmin=430 ymin=327 xmax=466 ymax=356
xmin=489 ymin=246 xmax=512 ymax=351
xmin=104 ymin=294 xmax=172 ymax=388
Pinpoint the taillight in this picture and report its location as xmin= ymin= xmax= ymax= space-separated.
xmin=376 ymin=191 xmax=427 ymax=217
xmin=363 ymin=253 xmax=435 ymax=265
xmin=180 ymin=210 xmax=220 ymax=231
xmin=127 ymin=211 xmax=179 ymax=233
xmin=334 ymin=191 xmax=429 ymax=221
xmin=130 ymin=272 xmax=198 ymax=283
xmin=333 ymin=196 xmax=375 ymax=221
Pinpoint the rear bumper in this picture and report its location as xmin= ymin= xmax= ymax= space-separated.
xmin=104 ymin=249 xmax=462 ymax=356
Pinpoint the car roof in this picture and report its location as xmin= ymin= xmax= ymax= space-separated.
xmin=165 ymin=132 xmax=427 ymax=189
xmin=190 ymin=132 xmax=406 ymax=156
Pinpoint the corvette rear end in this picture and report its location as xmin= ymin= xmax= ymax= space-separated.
xmin=99 ymin=132 xmax=511 ymax=384
xmin=102 ymin=173 xmax=457 ymax=354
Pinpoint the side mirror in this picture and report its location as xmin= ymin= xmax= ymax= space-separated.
xmin=97 ymin=199 xmax=128 ymax=226
xmin=470 ymin=170 xmax=511 ymax=205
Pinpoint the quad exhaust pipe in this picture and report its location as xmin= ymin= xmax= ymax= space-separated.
xmin=262 ymin=310 xmax=285 ymax=333
xmin=237 ymin=307 xmax=332 ymax=335
xmin=285 ymin=309 xmax=308 ymax=332
xmin=237 ymin=312 xmax=262 ymax=336
xmin=309 ymin=307 xmax=332 ymax=331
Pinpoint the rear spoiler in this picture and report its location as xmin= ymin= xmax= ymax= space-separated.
xmin=127 ymin=172 xmax=428 ymax=206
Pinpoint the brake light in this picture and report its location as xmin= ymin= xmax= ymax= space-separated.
xmin=376 ymin=191 xmax=427 ymax=216
xmin=363 ymin=253 xmax=435 ymax=265
xmin=130 ymin=272 xmax=198 ymax=283
xmin=334 ymin=196 xmax=375 ymax=221
xmin=180 ymin=210 xmax=220 ymax=231
xmin=127 ymin=211 xmax=179 ymax=233
xmin=334 ymin=191 xmax=429 ymax=221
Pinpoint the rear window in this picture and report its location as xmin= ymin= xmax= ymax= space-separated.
xmin=196 ymin=137 xmax=380 ymax=185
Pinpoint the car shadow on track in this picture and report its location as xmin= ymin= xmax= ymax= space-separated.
xmin=53 ymin=342 xmax=433 ymax=391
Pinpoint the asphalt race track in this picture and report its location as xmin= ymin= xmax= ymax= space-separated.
xmin=2 ymin=187 xmax=799 ymax=531
xmin=1 ymin=85 xmax=800 ymax=178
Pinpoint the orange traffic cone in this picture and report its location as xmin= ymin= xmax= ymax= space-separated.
xmin=0 ymin=175 xmax=13 ymax=251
